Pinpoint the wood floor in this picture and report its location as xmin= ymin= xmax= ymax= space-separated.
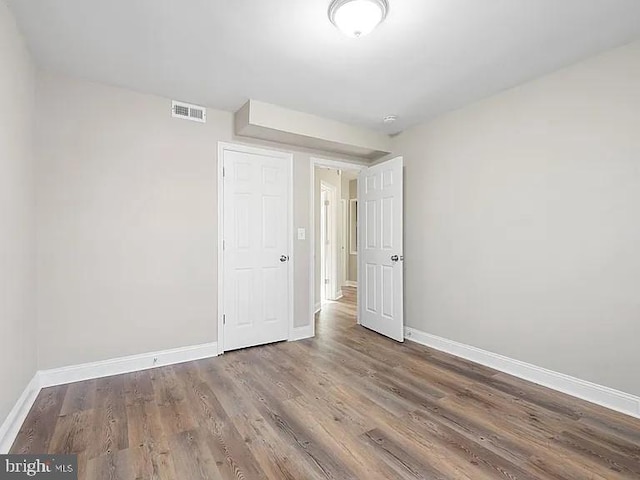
xmin=11 ymin=287 xmax=640 ymax=479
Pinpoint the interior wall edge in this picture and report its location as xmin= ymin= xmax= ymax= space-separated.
xmin=0 ymin=0 xmax=38 ymax=437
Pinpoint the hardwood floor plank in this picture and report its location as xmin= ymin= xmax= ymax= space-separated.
xmin=127 ymin=444 xmax=177 ymax=480
xmin=403 ymin=409 xmax=543 ymax=480
xmin=175 ymin=361 xmax=269 ymax=480
xmin=125 ymin=399 xmax=177 ymax=480
xmin=361 ymin=427 xmax=450 ymax=480
xmin=167 ymin=428 xmax=223 ymax=480
xmin=149 ymin=366 xmax=197 ymax=436
xmin=258 ymin=343 xmax=342 ymax=401
xmin=60 ymin=379 xmax=96 ymax=415
xmin=11 ymin=384 xmax=68 ymax=454
xmin=228 ymin=411 xmax=315 ymax=480
xmin=86 ymin=449 xmax=135 ymax=480
xmin=89 ymin=375 xmax=129 ymax=458
xmin=49 ymin=409 xmax=94 ymax=455
xmin=556 ymin=430 xmax=640 ymax=477
xmin=231 ymin=366 xmax=360 ymax=479
xmin=123 ymin=370 xmax=155 ymax=406
xmin=437 ymin=379 xmax=629 ymax=479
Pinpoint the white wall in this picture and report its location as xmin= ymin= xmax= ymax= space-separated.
xmin=0 ymin=0 xmax=36 ymax=422
xmin=35 ymin=71 xmax=352 ymax=369
xmin=394 ymin=40 xmax=640 ymax=396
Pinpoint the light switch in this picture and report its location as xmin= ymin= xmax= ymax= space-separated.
xmin=297 ymin=228 xmax=306 ymax=240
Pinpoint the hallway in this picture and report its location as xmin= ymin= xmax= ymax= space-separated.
xmin=316 ymin=286 xmax=358 ymax=340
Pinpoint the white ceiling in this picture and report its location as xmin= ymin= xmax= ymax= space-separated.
xmin=7 ymin=0 xmax=640 ymax=133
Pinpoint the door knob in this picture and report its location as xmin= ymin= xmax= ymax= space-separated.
xmin=391 ymin=255 xmax=403 ymax=263
xmin=280 ymin=255 xmax=289 ymax=262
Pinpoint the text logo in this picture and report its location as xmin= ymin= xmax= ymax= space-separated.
xmin=0 ymin=456 xmax=77 ymax=479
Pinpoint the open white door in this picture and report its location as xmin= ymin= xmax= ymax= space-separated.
xmin=222 ymin=146 xmax=292 ymax=352
xmin=358 ymin=156 xmax=404 ymax=342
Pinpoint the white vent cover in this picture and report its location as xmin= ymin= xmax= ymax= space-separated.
xmin=171 ymin=100 xmax=207 ymax=123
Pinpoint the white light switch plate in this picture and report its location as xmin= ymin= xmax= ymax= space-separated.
xmin=297 ymin=228 xmax=306 ymax=240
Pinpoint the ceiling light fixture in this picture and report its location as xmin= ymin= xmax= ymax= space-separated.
xmin=328 ymin=0 xmax=389 ymax=38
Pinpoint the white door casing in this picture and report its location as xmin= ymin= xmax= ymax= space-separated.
xmin=220 ymin=144 xmax=292 ymax=352
xmin=341 ymin=199 xmax=348 ymax=289
xmin=320 ymin=188 xmax=329 ymax=301
xmin=320 ymin=181 xmax=339 ymax=302
xmin=358 ymin=156 xmax=404 ymax=342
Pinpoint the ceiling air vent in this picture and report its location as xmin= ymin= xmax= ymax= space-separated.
xmin=171 ymin=100 xmax=207 ymax=123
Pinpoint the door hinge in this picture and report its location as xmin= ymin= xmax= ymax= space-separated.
xmin=223 ymin=314 xmax=226 ymax=325
xmin=324 ymin=200 xmax=330 ymax=206
xmin=222 ymin=166 xmax=225 ymax=177
xmin=223 ymin=239 xmax=225 ymax=250
xmin=324 ymin=279 xmax=330 ymax=284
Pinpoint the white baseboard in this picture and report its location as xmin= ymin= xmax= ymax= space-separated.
xmin=0 ymin=375 xmax=41 ymax=454
xmin=39 ymin=342 xmax=218 ymax=388
xmin=334 ymin=290 xmax=344 ymax=301
xmin=343 ymin=281 xmax=357 ymax=288
xmin=404 ymin=327 xmax=640 ymax=420
xmin=290 ymin=325 xmax=314 ymax=342
xmin=0 ymin=341 xmax=219 ymax=453
xmin=314 ymin=302 xmax=322 ymax=314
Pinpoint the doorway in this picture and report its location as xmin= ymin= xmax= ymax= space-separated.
xmin=311 ymin=159 xmax=363 ymax=330
xmin=310 ymin=156 xmax=405 ymax=343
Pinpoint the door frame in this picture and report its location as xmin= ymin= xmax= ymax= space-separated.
xmin=309 ymin=157 xmax=366 ymax=334
xmin=340 ymin=198 xmax=348 ymax=291
xmin=320 ymin=180 xmax=339 ymax=302
xmin=217 ymin=142 xmax=295 ymax=355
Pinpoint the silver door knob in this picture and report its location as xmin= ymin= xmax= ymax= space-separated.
xmin=391 ymin=255 xmax=399 ymax=262
xmin=280 ymin=255 xmax=289 ymax=262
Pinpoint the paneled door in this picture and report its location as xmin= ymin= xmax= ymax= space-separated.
xmin=358 ymin=156 xmax=404 ymax=342
xmin=221 ymin=145 xmax=291 ymax=352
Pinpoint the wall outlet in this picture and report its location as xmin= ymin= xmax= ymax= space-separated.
xmin=297 ymin=228 xmax=306 ymax=240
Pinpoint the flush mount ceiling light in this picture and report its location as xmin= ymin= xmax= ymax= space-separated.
xmin=328 ymin=0 xmax=389 ymax=38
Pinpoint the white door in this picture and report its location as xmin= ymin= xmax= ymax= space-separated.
xmin=358 ymin=157 xmax=404 ymax=342
xmin=222 ymin=147 xmax=291 ymax=351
